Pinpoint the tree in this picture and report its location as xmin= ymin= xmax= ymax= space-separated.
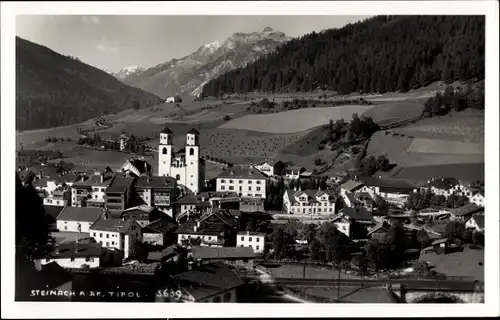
xmin=190 ymin=237 xmax=202 ymax=246
xmin=462 ymin=229 xmax=474 ymax=244
xmin=376 ymin=154 xmax=390 ymax=171
xmin=472 ymin=231 xmax=484 ymax=247
xmin=444 ymin=221 xmax=466 ymax=240
xmin=309 ymin=238 xmax=322 ymax=261
xmin=374 ymin=195 xmax=389 ymax=215
xmin=416 ymin=229 xmax=432 ymax=248
xmin=386 ymin=221 xmax=406 ymax=266
xmin=430 ymin=194 xmax=446 ymax=207
xmin=318 ymin=222 xmax=349 ymax=262
xmin=272 ymin=227 xmax=286 ymax=259
xmin=223 ymin=115 xmax=232 ymax=121
xmin=446 ymin=194 xmax=459 ymax=208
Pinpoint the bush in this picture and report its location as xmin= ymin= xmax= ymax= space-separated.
xmin=223 ymin=115 xmax=232 ymax=121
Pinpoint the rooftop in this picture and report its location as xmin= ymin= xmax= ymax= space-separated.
xmin=90 ymin=216 xmax=137 ymax=233
xmin=57 ymin=206 xmax=104 ymax=222
xmin=172 ymin=262 xmax=243 ymax=301
xmin=106 ymin=176 xmax=135 ymax=193
xmin=430 ymin=177 xmax=460 ymax=190
xmin=216 ymin=166 xmax=267 ymax=180
xmin=237 ymin=231 xmax=267 ymax=236
xmin=143 ymin=218 xmax=178 ymax=234
xmin=135 ymin=175 xmax=177 ymax=188
xmin=191 ymin=246 xmax=256 ymax=260
xmin=285 ymin=189 xmax=336 ymax=204
xmin=187 ymin=128 xmax=200 ymax=135
xmin=339 ymin=207 xmax=373 ymax=222
xmin=364 ymin=177 xmax=416 ymax=190
xmin=452 ymin=203 xmax=483 ymax=217
xmin=161 ymin=126 xmax=173 ymax=134
xmin=72 ymin=172 xmax=116 ymax=188
xmin=49 ymin=242 xmax=102 ymax=259
xmin=44 ymin=205 xmax=65 ymax=222
xmin=470 ymin=213 xmax=485 ymax=229
xmin=340 ymin=180 xmax=365 ymax=192
xmin=174 ymin=192 xmax=238 ymax=205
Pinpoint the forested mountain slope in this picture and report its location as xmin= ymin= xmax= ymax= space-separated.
xmin=201 ymin=16 xmax=485 ymax=97
xmin=16 ymin=37 xmax=161 ymax=131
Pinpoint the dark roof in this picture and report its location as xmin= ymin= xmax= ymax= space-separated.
xmin=340 ymin=180 xmax=365 ymax=192
xmin=18 ymin=170 xmax=36 ymax=184
xmin=57 ymin=206 xmax=103 ymax=222
xmin=44 ymin=205 xmax=65 ymax=221
xmin=143 ymin=218 xmax=178 ymax=234
xmin=39 ymin=262 xmax=74 ymax=289
xmin=285 ymin=189 xmax=336 ymax=204
xmin=90 ymin=216 xmax=138 ymax=233
xmin=364 ymin=177 xmax=416 ymax=190
xmin=200 ymin=209 xmax=237 ymax=228
xmin=367 ymin=222 xmax=390 ymax=235
xmin=135 ymin=176 xmax=177 ymax=188
xmin=148 ymin=245 xmax=179 ymax=261
xmin=191 ymin=246 xmax=256 ymax=260
xmin=72 ymin=172 xmax=115 ymax=187
xmin=176 ymin=221 xmax=224 ymax=236
xmin=216 ymin=166 xmax=267 ymax=180
xmin=237 ymin=231 xmax=267 ymax=236
xmin=49 ymin=242 xmax=102 ymax=259
xmin=161 ymin=126 xmax=173 ymax=134
xmin=106 ymin=176 xmax=135 ymax=193
xmin=126 ymin=159 xmax=152 ymax=174
xmin=58 ymin=174 xmax=81 ymax=184
xmin=430 ymin=177 xmax=460 ymax=190
xmin=173 ymin=262 xmax=243 ymax=301
xmin=174 ymin=192 xmax=238 ymax=205
xmin=453 ymin=203 xmax=483 ymax=217
xmin=187 ymin=128 xmax=200 ymax=135
xmin=470 ymin=214 xmax=484 ymax=229
xmin=340 ymin=207 xmax=373 ymax=222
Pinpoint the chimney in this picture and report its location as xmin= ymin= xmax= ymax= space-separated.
xmin=193 ymin=225 xmax=198 ymax=232
xmin=74 ymin=242 xmax=79 ymax=255
xmin=197 ymin=221 xmax=200 ymax=228
xmin=100 ymin=173 xmax=104 ymax=183
xmin=54 ymin=244 xmax=59 ymax=255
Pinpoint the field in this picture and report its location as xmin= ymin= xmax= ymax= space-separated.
xmin=362 ymin=101 xmax=424 ymax=126
xmin=289 ymin=286 xmax=399 ymax=303
xmin=420 ymin=248 xmax=484 ymax=282
xmin=384 ymin=163 xmax=484 ymax=183
xmin=217 ymin=105 xmax=375 ymax=133
xmin=264 ymin=264 xmax=363 ymax=280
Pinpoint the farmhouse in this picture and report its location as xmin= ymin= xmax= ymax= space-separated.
xmin=34 ymin=242 xmax=122 ymax=270
xmin=18 ymin=169 xmax=36 ymax=186
xmin=171 ymin=262 xmax=243 ymax=303
xmin=191 ymin=246 xmax=256 ymax=269
xmin=216 ymin=166 xmax=267 ymax=199
xmin=158 ymin=127 xmax=205 ymax=195
xmin=340 ymin=179 xmax=365 ymax=197
xmin=429 ymin=177 xmax=460 ymax=197
xmin=237 ymin=231 xmax=266 ymax=253
xmin=362 ymin=177 xmax=417 ymax=206
xmin=449 ymin=183 xmax=485 ymax=207
xmin=56 ymin=206 xmax=103 ymax=232
xmin=451 ymin=203 xmax=484 ymax=221
xmin=254 ymin=161 xmax=275 ymax=177
xmin=89 ymin=211 xmax=142 ymax=259
xmin=134 ymin=175 xmax=177 ymax=217
xmin=71 ymin=170 xmax=115 ymax=208
xmin=282 ymin=188 xmax=336 ymax=215
xmin=44 ymin=185 xmax=72 ymax=207
xmin=465 ymin=213 xmax=485 ymax=232
xmin=174 ymin=192 xmax=238 ymax=220
xmin=121 ymin=205 xmax=168 ymax=227
xmin=284 ymin=165 xmax=306 ymax=180
xmin=142 ymin=218 xmax=178 ymax=247
xmin=104 ymin=176 xmax=136 ymax=211
xmin=121 ymin=157 xmax=152 ymax=178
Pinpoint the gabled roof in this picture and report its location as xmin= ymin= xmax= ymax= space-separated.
xmin=285 ymin=189 xmax=336 ymax=204
xmin=172 ymin=262 xmax=243 ymax=301
xmin=57 ymin=206 xmax=104 ymax=222
xmin=470 ymin=214 xmax=485 ymax=229
xmin=367 ymin=222 xmax=390 ymax=235
xmin=191 ymin=246 xmax=256 ymax=260
xmin=135 ymin=175 xmax=177 ymax=188
xmin=161 ymin=126 xmax=173 ymax=134
xmin=430 ymin=177 xmax=460 ymax=190
xmin=148 ymin=245 xmax=179 ymax=261
xmin=44 ymin=205 xmax=65 ymax=222
xmin=340 ymin=207 xmax=373 ymax=222
xmin=187 ymin=128 xmax=200 ymax=135
xmin=49 ymin=242 xmax=102 ymax=259
xmin=18 ymin=170 xmax=36 ymax=184
xmin=143 ymin=218 xmax=178 ymax=234
xmin=216 ymin=166 xmax=267 ymax=180
xmin=452 ymin=203 xmax=483 ymax=217
xmin=200 ymin=209 xmax=237 ymax=228
xmin=90 ymin=216 xmax=139 ymax=233
xmin=106 ymin=176 xmax=135 ymax=193
xmin=340 ymin=180 xmax=365 ymax=192
xmin=364 ymin=177 xmax=416 ymax=190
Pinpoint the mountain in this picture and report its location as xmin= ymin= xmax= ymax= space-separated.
xmin=112 ymin=65 xmax=145 ymax=80
xmin=16 ymin=37 xmax=161 ymax=131
xmin=201 ymin=16 xmax=485 ymax=97
xmin=122 ymin=27 xmax=290 ymax=97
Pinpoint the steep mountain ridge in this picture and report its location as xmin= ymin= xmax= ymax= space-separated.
xmin=122 ymin=27 xmax=290 ymax=97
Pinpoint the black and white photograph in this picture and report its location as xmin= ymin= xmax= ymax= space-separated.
xmin=1 ymin=1 xmax=499 ymax=318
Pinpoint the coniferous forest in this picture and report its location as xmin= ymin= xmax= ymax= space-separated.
xmin=201 ymin=16 xmax=485 ymax=97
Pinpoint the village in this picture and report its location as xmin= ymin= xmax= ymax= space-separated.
xmin=16 ymin=125 xmax=485 ymax=303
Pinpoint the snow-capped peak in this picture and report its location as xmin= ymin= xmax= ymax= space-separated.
xmin=120 ymin=65 xmax=144 ymax=73
xmin=262 ymin=27 xmax=274 ymax=33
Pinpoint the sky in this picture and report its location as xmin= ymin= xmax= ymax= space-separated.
xmin=16 ymin=15 xmax=369 ymax=73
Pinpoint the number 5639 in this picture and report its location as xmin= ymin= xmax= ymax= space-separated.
xmin=156 ymin=289 xmax=182 ymax=300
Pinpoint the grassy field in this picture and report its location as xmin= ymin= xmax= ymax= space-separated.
xmin=217 ymin=105 xmax=375 ymax=133
xmin=383 ymin=163 xmax=484 ymax=183
xmin=407 ymin=138 xmax=483 ymax=155
xmin=361 ymin=101 xmax=424 ymax=126
xmin=420 ymin=248 xmax=484 ymax=282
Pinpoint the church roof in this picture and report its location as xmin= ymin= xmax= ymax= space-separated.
xmin=161 ymin=126 xmax=173 ymax=134
xmin=187 ymin=128 xmax=200 ymax=135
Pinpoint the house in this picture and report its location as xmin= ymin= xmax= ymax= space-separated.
xmin=120 ymin=157 xmax=152 ymax=178
xmin=142 ymin=218 xmax=178 ymax=247
xmin=56 ymin=206 xmax=104 ymax=232
xmin=34 ymin=242 xmax=123 ymax=270
xmin=105 ymin=176 xmax=136 ymax=211
xmin=363 ymin=177 xmax=417 ymax=206
xmin=429 ymin=177 xmax=460 ymax=197
xmin=89 ymin=211 xmax=143 ymax=259
xmin=282 ymin=188 xmax=336 ymax=215
xmin=176 ymin=209 xmax=237 ymax=247
xmin=43 ymin=185 xmax=72 ymax=207
xmin=469 ymin=192 xmax=485 ymax=207
xmin=284 ymin=165 xmax=306 ymax=180
xmin=191 ymin=246 xmax=256 ymax=269
xmin=465 ymin=213 xmax=485 ymax=232
xmin=254 ymin=161 xmax=275 ymax=177
xmin=216 ymin=166 xmax=267 ymax=198
xmin=330 ymin=215 xmax=352 ymax=237
xmin=339 ymin=207 xmax=373 ymax=224
xmin=451 ymin=203 xmax=484 ymax=221
xmin=71 ymin=171 xmax=115 ymax=208
xmin=18 ymin=169 xmax=36 ymax=186
xmin=134 ymin=175 xmax=178 ymax=217
xmin=239 ymin=197 xmax=266 ymax=213
xmin=422 ymin=238 xmax=451 ymax=255
xmin=147 ymin=245 xmax=181 ymax=263
xmin=166 ymin=96 xmax=176 ymax=103
xmin=170 ymin=262 xmax=243 ymax=302
xmin=355 ymin=192 xmax=374 ymax=210
xmin=367 ymin=222 xmax=390 ymax=241
xmin=340 ymin=179 xmax=365 ymax=197
xmin=121 ymin=205 xmax=169 ymax=227
xmin=237 ymin=231 xmax=266 ymax=253
xmin=341 ymin=192 xmax=360 ymax=208
xmin=174 ymin=191 xmax=239 ymax=220
xmin=157 ymin=127 xmax=205 ymax=195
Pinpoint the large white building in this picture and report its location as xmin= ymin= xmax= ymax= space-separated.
xmin=215 ymin=166 xmax=267 ymax=199
xmin=237 ymin=231 xmax=265 ymax=253
xmin=158 ymin=127 xmax=205 ymax=195
xmin=56 ymin=206 xmax=104 ymax=233
xmin=282 ymin=188 xmax=337 ymax=215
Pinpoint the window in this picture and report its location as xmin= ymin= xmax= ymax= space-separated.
xmin=239 ymin=186 xmax=242 ymax=191
xmin=229 ymin=186 xmax=234 ymax=191
xmin=176 ymin=174 xmax=180 ymax=181
xmin=208 ymin=236 xmax=211 ymax=240
xmin=101 ymin=188 xmax=105 ymax=192
xmin=221 ymin=186 xmax=225 ymax=190
xmin=56 ymin=201 xmax=60 ymax=205
xmin=239 ymin=180 xmax=243 ymax=184
xmin=256 ymin=245 xmax=260 ymax=251
xmin=248 ymin=180 xmax=252 ymax=184
xmin=248 ymin=186 xmax=252 ymax=191
xmin=189 ymin=148 xmax=194 ymax=156
xmin=241 ymin=236 xmax=244 ymax=241
xmin=106 ymin=242 xmax=109 ymax=246
xmin=94 ymin=195 xmax=98 ymax=199
xmin=70 ymin=257 xmax=75 ymax=262
xmin=248 ymin=194 xmax=252 ymax=197
xmin=223 ymin=292 xmax=232 ymax=302
xmin=162 ymin=147 xmax=167 ymax=154
xmin=112 ymin=241 xmax=115 ymax=245
xmin=163 ymin=161 xmax=166 ymax=164
xmin=256 ymin=238 xmax=260 ymax=242
xmin=256 ymin=181 xmax=261 ymax=185
xmin=221 ymin=179 xmax=225 ymax=183
xmin=100 ymin=233 xmax=103 ymax=237
xmin=249 ymin=237 xmax=252 ymax=242
xmin=131 ymin=226 xmax=136 ymax=231
xmin=256 ymin=187 xmax=261 ymax=191
xmin=229 ymin=180 xmax=233 ymax=183
xmin=213 ymin=296 xmax=221 ymax=303
xmin=64 ymin=226 xmax=67 ymax=230
xmin=94 ymin=188 xmax=98 ymax=191
xmin=93 ymin=232 xmax=96 ymax=237
xmin=240 ymin=245 xmax=244 ymax=247
xmin=106 ymin=234 xmax=109 ymax=238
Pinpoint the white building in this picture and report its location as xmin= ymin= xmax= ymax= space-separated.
xmin=71 ymin=171 xmax=115 ymax=208
xmin=134 ymin=176 xmax=178 ymax=218
xmin=429 ymin=177 xmax=460 ymax=197
xmin=215 ymin=166 xmax=267 ymax=199
xmin=284 ymin=166 xmax=306 ymax=180
xmin=237 ymin=231 xmax=265 ymax=253
xmin=158 ymin=127 xmax=205 ymax=195
xmin=121 ymin=158 xmax=152 ymax=178
xmin=330 ymin=215 xmax=352 ymax=237
xmin=339 ymin=179 xmax=366 ymax=197
xmin=166 ymin=96 xmax=176 ymax=103
xmin=89 ymin=212 xmax=143 ymax=259
xmin=56 ymin=206 xmax=104 ymax=232
xmin=254 ymin=162 xmax=274 ymax=177
xmin=465 ymin=213 xmax=484 ymax=232
xmin=44 ymin=186 xmax=72 ymax=207
xmin=282 ymin=188 xmax=336 ymax=215
xmin=362 ymin=177 xmax=418 ymax=206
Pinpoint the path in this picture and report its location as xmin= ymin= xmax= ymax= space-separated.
xmin=255 ymin=269 xmax=310 ymax=303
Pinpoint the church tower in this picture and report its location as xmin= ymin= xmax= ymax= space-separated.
xmin=185 ymin=128 xmax=201 ymax=194
xmin=158 ymin=126 xmax=173 ymax=177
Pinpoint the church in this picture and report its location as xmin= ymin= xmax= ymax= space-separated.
xmin=158 ymin=127 xmax=205 ymax=194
